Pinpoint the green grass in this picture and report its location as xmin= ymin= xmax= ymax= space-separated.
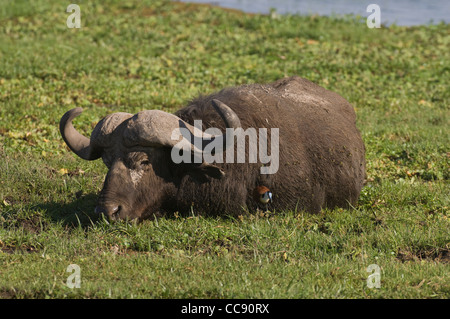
xmin=0 ymin=0 xmax=449 ymax=299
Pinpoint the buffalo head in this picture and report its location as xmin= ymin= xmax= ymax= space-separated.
xmin=60 ymin=100 xmax=241 ymax=220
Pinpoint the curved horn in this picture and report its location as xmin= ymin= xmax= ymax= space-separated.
xmin=123 ymin=100 xmax=241 ymax=153
xmin=207 ymin=99 xmax=242 ymax=150
xmin=59 ymin=108 xmax=102 ymax=160
xmin=211 ymin=99 xmax=241 ymax=129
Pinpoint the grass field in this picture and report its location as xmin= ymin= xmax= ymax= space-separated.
xmin=0 ymin=0 xmax=448 ymax=299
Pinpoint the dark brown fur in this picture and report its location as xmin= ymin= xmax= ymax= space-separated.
xmin=96 ymin=76 xmax=365 ymax=219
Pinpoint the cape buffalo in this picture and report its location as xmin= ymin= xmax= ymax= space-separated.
xmin=60 ymin=76 xmax=365 ymax=220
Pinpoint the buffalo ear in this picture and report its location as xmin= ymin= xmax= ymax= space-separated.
xmin=186 ymin=163 xmax=225 ymax=184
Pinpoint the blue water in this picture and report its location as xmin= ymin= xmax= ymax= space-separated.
xmin=180 ymin=0 xmax=449 ymax=26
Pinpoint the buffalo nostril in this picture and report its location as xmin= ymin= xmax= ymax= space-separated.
xmin=111 ymin=205 xmax=121 ymax=218
xmin=95 ymin=205 xmax=121 ymax=219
